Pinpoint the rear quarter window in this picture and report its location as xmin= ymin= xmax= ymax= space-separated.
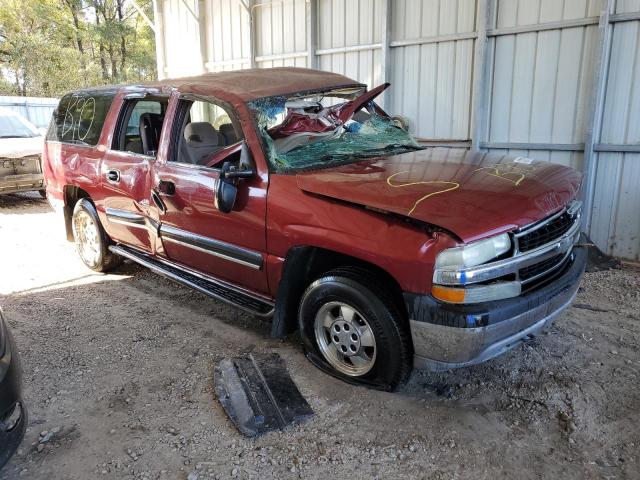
xmin=47 ymin=91 xmax=116 ymax=146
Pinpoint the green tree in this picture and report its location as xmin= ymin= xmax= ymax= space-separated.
xmin=0 ymin=0 xmax=156 ymax=97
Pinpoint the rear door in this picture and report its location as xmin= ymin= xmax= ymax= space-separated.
xmin=151 ymin=94 xmax=270 ymax=294
xmin=100 ymin=92 xmax=169 ymax=252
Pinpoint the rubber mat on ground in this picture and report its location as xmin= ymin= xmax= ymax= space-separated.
xmin=214 ymin=353 xmax=313 ymax=437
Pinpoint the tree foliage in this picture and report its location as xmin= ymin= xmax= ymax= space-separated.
xmin=0 ymin=0 xmax=156 ymax=97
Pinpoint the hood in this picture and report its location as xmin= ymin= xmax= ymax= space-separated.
xmin=296 ymin=149 xmax=582 ymax=243
xmin=0 ymin=136 xmax=44 ymax=158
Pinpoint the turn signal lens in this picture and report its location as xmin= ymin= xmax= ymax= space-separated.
xmin=431 ymin=285 xmax=466 ymax=303
xmin=432 ymin=282 xmax=521 ymax=304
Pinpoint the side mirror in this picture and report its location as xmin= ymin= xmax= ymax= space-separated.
xmin=215 ymin=170 xmax=237 ymax=214
xmin=220 ymin=142 xmax=255 ymax=180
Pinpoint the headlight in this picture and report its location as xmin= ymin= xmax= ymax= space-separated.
xmin=435 ymin=233 xmax=511 ymax=269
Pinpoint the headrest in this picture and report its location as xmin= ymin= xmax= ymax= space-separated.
xmin=219 ymin=123 xmax=238 ymax=143
xmin=184 ymin=122 xmax=221 ymax=146
xmin=139 ymin=112 xmax=164 ymax=129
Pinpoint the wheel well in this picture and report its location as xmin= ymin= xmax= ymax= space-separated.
xmin=270 ymin=246 xmax=407 ymax=338
xmin=62 ymin=186 xmax=91 ymax=241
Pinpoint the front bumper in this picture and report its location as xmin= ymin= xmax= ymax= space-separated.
xmin=0 ymin=173 xmax=44 ymax=195
xmin=406 ymin=242 xmax=587 ymax=371
xmin=0 ymin=312 xmax=26 ymax=470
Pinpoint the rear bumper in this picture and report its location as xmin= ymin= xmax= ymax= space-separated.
xmin=406 ymin=242 xmax=587 ymax=371
xmin=0 ymin=173 xmax=44 ymax=194
xmin=0 ymin=312 xmax=26 ymax=470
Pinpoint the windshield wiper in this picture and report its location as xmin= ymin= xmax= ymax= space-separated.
xmin=0 ymin=134 xmax=33 ymax=139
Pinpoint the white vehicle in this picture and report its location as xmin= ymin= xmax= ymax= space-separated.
xmin=0 ymin=107 xmax=46 ymax=196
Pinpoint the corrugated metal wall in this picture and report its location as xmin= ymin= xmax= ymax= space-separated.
xmin=153 ymin=0 xmax=640 ymax=261
xmin=590 ymin=0 xmax=640 ymax=260
xmin=0 ymin=96 xmax=59 ymax=128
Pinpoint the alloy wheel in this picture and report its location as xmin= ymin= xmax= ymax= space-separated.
xmin=314 ymin=301 xmax=377 ymax=376
xmin=73 ymin=210 xmax=101 ymax=267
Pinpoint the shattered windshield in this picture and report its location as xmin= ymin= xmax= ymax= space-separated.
xmin=248 ymin=84 xmax=421 ymax=172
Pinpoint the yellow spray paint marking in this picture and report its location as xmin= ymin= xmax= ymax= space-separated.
xmin=386 ymin=171 xmax=460 ymax=216
xmin=472 ymin=162 xmax=538 ymax=187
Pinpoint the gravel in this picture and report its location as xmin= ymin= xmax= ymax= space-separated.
xmin=1 ymin=192 xmax=639 ymax=479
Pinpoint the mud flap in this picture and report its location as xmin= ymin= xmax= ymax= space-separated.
xmin=214 ymin=353 xmax=313 ymax=437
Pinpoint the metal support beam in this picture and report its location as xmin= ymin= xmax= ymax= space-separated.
xmin=198 ymin=0 xmax=209 ymax=73
xmin=316 ymin=43 xmax=382 ymax=55
xmin=610 ymin=11 xmax=640 ymax=23
xmin=306 ymin=0 xmax=317 ymax=69
xmin=151 ymin=0 xmax=167 ymax=79
xmin=131 ymin=0 xmax=157 ymax=33
xmin=594 ymin=144 xmax=640 ymax=154
xmin=582 ymin=0 xmax=614 ymax=232
xmin=487 ymin=16 xmax=599 ymax=37
xmin=256 ymin=51 xmax=307 ymax=62
xmin=471 ymin=0 xmax=494 ymax=151
xmin=379 ymin=0 xmax=392 ymax=107
xmin=248 ymin=0 xmax=257 ymax=68
xmin=480 ymin=142 xmax=585 ymax=151
xmin=390 ymin=32 xmax=478 ymax=48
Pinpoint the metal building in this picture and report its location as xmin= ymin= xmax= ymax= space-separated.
xmin=150 ymin=0 xmax=640 ymax=261
xmin=0 ymin=96 xmax=59 ymax=129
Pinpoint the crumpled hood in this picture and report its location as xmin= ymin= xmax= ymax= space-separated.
xmin=296 ymin=149 xmax=582 ymax=243
xmin=0 ymin=136 xmax=44 ymax=158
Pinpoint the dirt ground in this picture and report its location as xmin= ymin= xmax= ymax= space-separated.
xmin=0 ymin=192 xmax=638 ymax=480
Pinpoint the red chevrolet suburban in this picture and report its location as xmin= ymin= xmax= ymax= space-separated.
xmin=43 ymin=68 xmax=586 ymax=390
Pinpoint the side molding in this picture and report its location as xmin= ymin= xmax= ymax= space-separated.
xmin=160 ymin=224 xmax=263 ymax=270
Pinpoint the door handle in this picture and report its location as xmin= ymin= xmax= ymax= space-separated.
xmin=106 ymin=170 xmax=120 ymax=183
xmin=157 ymin=179 xmax=176 ymax=195
xmin=151 ymin=189 xmax=167 ymax=214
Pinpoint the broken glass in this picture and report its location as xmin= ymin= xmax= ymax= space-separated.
xmin=248 ymin=88 xmax=422 ymax=172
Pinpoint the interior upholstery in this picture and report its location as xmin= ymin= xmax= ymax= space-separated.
xmin=139 ymin=112 xmax=164 ymax=156
xmin=125 ymin=139 xmax=143 ymax=154
xmin=183 ymin=122 xmax=225 ymax=164
xmin=219 ymin=123 xmax=239 ymax=145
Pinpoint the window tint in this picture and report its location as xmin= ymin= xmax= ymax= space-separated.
xmin=47 ymin=91 xmax=115 ymax=146
xmin=174 ymin=100 xmax=243 ymax=166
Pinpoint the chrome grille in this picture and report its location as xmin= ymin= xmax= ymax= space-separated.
xmin=519 ymin=254 xmax=564 ymax=280
xmin=517 ymin=211 xmax=574 ymax=252
xmin=513 ymin=200 xmax=582 ymax=288
xmin=432 ymin=200 xmax=582 ymax=300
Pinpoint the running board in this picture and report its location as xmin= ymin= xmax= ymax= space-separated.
xmin=109 ymin=245 xmax=275 ymax=317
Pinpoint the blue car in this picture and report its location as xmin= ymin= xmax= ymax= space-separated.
xmin=0 ymin=309 xmax=26 ymax=470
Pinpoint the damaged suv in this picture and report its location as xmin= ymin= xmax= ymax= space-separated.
xmin=0 ymin=108 xmax=47 ymax=196
xmin=43 ymin=68 xmax=586 ymax=390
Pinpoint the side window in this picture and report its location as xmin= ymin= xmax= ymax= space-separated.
xmin=173 ymin=99 xmax=244 ymax=166
xmin=112 ymin=97 xmax=168 ymax=156
xmin=47 ymin=92 xmax=115 ymax=146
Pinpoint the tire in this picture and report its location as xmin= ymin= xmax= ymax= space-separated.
xmin=38 ymin=189 xmax=47 ymax=198
xmin=71 ymin=198 xmax=122 ymax=272
xmin=298 ymin=267 xmax=413 ymax=391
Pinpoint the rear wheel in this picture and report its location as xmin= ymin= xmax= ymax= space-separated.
xmin=298 ymin=268 xmax=413 ymax=390
xmin=72 ymin=198 xmax=122 ymax=272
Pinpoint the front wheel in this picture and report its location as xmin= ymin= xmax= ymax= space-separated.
xmin=298 ymin=268 xmax=413 ymax=391
xmin=72 ymin=198 xmax=122 ymax=272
